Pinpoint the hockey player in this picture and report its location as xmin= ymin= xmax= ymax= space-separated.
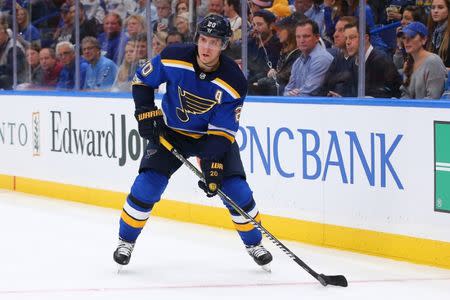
xmin=113 ymin=14 xmax=273 ymax=271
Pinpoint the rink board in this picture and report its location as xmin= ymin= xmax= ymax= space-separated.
xmin=0 ymin=92 xmax=450 ymax=269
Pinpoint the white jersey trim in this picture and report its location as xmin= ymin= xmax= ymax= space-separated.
xmin=208 ymin=124 xmax=236 ymax=137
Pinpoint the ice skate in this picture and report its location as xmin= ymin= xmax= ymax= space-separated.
xmin=246 ymin=243 xmax=273 ymax=272
xmin=113 ymin=238 xmax=135 ymax=268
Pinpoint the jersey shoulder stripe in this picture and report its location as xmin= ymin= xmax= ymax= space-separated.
xmin=161 ymin=59 xmax=194 ymax=71
xmin=212 ymin=78 xmax=241 ymax=99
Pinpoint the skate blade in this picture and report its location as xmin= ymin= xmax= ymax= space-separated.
xmin=261 ymin=263 xmax=271 ymax=273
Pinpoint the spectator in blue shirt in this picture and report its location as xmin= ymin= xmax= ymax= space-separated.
xmin=284 ymin=19 xmax=334 ymax=96
xmin=56 ymin=41 xmax=88 ymax=90
xmin=97 ymin=12 xmax=127 ymax=64
xmin=82 ymin=36 xmax=118 ymax=90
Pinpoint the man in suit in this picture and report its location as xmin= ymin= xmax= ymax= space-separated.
xmin=312 ymin=16 xmax=357 ymax=97
xmin=344 ymin=22 xmax=402 ymax=98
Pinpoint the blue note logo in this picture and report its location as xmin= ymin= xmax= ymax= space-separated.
xmin=176 ymin=86 xmax=217 ymax=122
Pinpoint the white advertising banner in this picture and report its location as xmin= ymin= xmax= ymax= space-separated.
xmin=1 ymin=94 xmax=449 ymax=243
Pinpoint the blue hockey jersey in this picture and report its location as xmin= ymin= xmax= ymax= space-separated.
xmin=132 ymin=44 xmax=247 ymax=143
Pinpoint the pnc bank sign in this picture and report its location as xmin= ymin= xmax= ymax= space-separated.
xmin=237 ymin=126 xmax=404 ymax=190
xmin=47 ymin=110 xmax=405 ymax=190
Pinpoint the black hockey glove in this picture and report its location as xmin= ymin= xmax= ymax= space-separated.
xmin=198 ymin=159 xmax=224 ymax=197
xmin=134 ymin=107 xmax=165 ymax=144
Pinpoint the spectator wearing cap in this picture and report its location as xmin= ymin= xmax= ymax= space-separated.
xmin=247 ymin=9 xmax=282 ymax=94
xmin=372 ymin=1 xmax=417 ymax=55
xmin=344 ymin=21 xmax=402 ymax=98
xmin=82 ymin=36 xmax=118 ymax=90
xmin=393 ymin=5 xmax=426 ymax=70
xmin=399 ymin=21 xmax=447 ymax=99
xmin=251 ymin=0 xmax=273 ymax=14
xmin=255 ymin=13 xmax=301 ymax=95
xmin=284 ymin=19 xmax=333 ymax=96
xmin=53 ymin=3 xmax=74 ymax=46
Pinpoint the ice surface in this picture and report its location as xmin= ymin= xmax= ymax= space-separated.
xmin=0 ymin=190 xmax=449 ymax=300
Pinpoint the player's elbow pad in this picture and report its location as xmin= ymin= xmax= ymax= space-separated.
xmin=198 ymin=135 xmax=232 ymax=160
xmin=132 ymin=84 xmax=155 ymax=109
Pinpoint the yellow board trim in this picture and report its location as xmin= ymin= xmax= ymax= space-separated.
xmin=121 ymin=210 xmax=148 ymax=228
xmin=0 ymin=174 xmax=14 ymax=190
xmin=1 ymin=174 xmax=450 ymax=269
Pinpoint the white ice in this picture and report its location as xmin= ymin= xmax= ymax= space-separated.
xmin=0 ymin=190 xmax=449 ymax=300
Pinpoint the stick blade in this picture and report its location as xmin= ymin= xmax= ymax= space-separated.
xmin=318 ymin=274 xmax=348 ymax=287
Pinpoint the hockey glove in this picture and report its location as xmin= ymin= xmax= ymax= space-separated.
xmin=135 ymin=107 xmax=165 ymax=144
xmin=198 ymin=159 xmax=224 ymax=197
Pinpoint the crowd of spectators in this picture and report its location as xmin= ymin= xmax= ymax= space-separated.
xmin=0 ymin=0 xmax=448 ymax=99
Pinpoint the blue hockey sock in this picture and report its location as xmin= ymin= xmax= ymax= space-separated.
xmin=119 ymin=170 xmax=168 ymax=242
xmin=221 ymin=176 xmax=263 ymax=246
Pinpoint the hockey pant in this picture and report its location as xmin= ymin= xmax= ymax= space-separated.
xmin=119 ymin=169 xmax=262 ymax=246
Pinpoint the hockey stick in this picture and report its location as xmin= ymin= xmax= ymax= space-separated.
xmin=159 ymin=136 xmax=348 ymax=287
